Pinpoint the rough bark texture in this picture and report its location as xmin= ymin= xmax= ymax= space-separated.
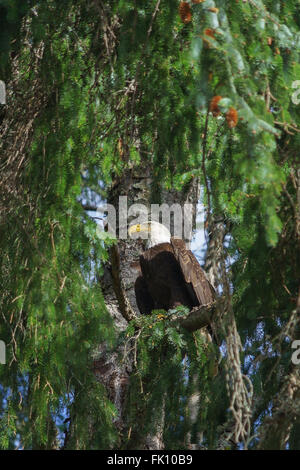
xmin=257 ymin=364 xmax=300 ymax=449
xmin=204 ymin=216 xmax=227 ymax=292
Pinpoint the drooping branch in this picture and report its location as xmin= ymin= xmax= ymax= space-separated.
xmin=203 ymin=215 xmax=254 ymax=447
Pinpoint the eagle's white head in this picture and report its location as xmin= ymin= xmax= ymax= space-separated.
xmin=128 ymin=221 xmax=171 ymax=248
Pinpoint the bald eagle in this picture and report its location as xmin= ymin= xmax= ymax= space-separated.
xmin=129 ymin=221 xmax=215 ymax=315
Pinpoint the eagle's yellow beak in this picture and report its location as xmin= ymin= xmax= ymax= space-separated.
xmin=128 ymin=223 xmax=151 ymax=236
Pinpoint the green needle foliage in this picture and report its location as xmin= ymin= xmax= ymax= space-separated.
xmin=0 ymin=0 xmax=299 ymax=449
xmin=123 ymin=310 xmax=221 ymax=450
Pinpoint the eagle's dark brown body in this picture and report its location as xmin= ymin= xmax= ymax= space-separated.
xmin=135 ymin=237 xmax=215 ymax=315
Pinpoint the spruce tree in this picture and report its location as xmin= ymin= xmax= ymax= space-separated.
xmin=0 ymin=0 xmax=299 ymax=450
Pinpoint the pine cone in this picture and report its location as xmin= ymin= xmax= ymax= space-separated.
xmin=210 ymin=95 xmax=222 ymax=117
xmin=179 ymin=2 xmax=192 ymax=24
xmin=226 ymin=107 xmax=238 ymax=128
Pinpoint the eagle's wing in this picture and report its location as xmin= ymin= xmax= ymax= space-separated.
xmin=170 ymin=237 xmax=215 ymax=306
xmin=134 ymin=275 xmax=155 ymax=315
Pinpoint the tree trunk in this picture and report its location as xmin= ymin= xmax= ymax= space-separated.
xmin=94 ymin=165 xmax=204 ymax=449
